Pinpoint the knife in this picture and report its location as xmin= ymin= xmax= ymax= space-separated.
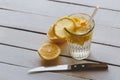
xmin=28 ymin=63 xmax=108 ymax=73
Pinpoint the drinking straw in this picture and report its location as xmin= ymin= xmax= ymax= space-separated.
xmin=86 ymin=6 xmax=99 ymax=28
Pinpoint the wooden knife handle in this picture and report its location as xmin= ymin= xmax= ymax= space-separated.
xmin=71 ymin=63 xmax=108 ymax=71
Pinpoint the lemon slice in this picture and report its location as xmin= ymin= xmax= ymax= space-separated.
xmin=47 ymin=25 xmax=65 ymax=43
xmin=38 ymin=43 xmax=61 ymax=60
xmin=54 ymin=17 xmax=75 ymax=38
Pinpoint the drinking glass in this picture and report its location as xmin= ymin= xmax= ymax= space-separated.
xmin=64 ymin=13 xmax=95 ymax=60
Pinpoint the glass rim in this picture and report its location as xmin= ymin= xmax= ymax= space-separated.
xmin=68 ymin=12 xmax=91 ymax=17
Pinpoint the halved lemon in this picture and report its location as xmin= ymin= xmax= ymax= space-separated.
xmin=47 ymin=25 xmax=65 ymax=43
xmin=54 ymin=16 xmax=75 ymax=38
xmin=38 ymin=43 xmax=61 ymax=60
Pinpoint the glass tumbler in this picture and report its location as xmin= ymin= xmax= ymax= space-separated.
xmin=64 ymin=13 xmax=95 ymax=60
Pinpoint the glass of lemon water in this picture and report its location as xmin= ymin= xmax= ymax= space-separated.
xmin=64 ymin=13 xmax=95 ymax=60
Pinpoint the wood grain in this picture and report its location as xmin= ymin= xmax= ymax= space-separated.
xmin=0 ymin=0 xmax=120 ymax=47
xmin=0 ymin=0 xmax=120 ymax=29
xmin=49 ymin=0 xmax=120 ymax=11
xmin=0 ymin=44 xmax=120 ymax=80
xmin=0 ymin=0 xmax=120 ymax=80
xmin=0 ymin=23 xmax=120 ymax=49
xmin=0 ymin=27 xmax=120 ymax=65
xmin=0 ymin=27 xmax=48 ymax=50
xmin=0 ymin=44 xmax=89 ymax=68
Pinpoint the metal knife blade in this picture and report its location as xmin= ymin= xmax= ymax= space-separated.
xmin=28 ymin=64 xmax=69 ymax=73
xmin=28 ymin=63 xmax=108 ymax=73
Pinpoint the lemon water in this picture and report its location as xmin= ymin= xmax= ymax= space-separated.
xmin=65 ymin=19 xmax=94 ymax=60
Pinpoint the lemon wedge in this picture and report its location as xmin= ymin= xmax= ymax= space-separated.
xmin=54 ymin=17 xmax=75 ymax=38
xmin=47 ymin=25 xmax=66 ymax=43
xmin=38 ymin=43 xmax=61 ymax=60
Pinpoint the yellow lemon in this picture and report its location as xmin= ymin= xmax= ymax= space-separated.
xmin=80 ymin=20 xmax=87 ymax=27
xmin=47 ymin=25 xmax=66 ymax=43
xmin=72 ymin=17 xmax=81 ymax=28
xmin=64 ymin=17 xmax=93 ymax=46
xmin=54 ymin=16 xmax=75 ymax=38
xmin=38 ymin=43 xmax=61 ymax=60
xmin=72 ymin=17 xmax=81 ymax=22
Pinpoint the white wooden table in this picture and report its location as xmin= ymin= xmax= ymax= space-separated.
xmin=0 ymin=0 xmax=120 ymax=80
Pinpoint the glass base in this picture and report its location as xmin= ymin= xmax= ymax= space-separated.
xmin=67 ymin=40 xmax=91 ymax=60
xmin=70 ymin=51 xmax=90 ymax=60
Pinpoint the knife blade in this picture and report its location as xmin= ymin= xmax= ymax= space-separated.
xmin=28 ymin=63 xmax=108 ymax=73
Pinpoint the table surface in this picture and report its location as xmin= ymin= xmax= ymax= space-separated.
xmin=0 ymin=0 xmax=120 ymax=80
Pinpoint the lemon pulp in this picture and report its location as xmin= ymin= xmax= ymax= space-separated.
xmin=38 ymin=43 xmax=61 ymax=60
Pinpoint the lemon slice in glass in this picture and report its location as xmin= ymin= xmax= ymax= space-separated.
xmin=64 ymin=18 xmax=94 ymax=36
xmin=54 ymin=16 xmax=75 ymax=38
xmin=64 ymin=17 xmax=94 ymax=46
xmin=38 ymin=43 xmax=61 ymax=60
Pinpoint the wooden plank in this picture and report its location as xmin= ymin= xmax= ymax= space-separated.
xmin=1 ymin=22 xmax=120 ymax=48
xmin=0 ymin=0 xmax=52 ymax=16
xmin=50 ymin=0 xmax=120 ymax=11
xmin=0 ymin=27 xmax=120 ymax=65
xmin=0 ymin=1 xmax=120 ymax=47
xmin=0 ymin=63 xmax=87 ymax=80
xmin=0 ymin=27 xmax=48 ymax=50
xmin=0 ymin=44 xmax=120 ymax=80
xmin=0 ymin=8 xmax=120 ymax=31
xmin=0 ymin=44 xmax=40 ymax=68
xmin=0 ymin=0 xmax=119 ymax=79
xmin=0 ymin=0 xmax=120 ymax=29
xmin=90 ymin=43 xmax=120 ymax=64
xmin=93 ymin=26 xmax=120 ymax=47
xmin=0 ymin=9 xmax=56 ymax=33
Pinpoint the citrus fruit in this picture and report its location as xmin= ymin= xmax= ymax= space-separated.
xmin=64 ymin=17 xmax=94 ymax=46
xmin=80 ymin=20 xmax=87 ymax=27
xmin=47 ymin=25 xmax=65 ymax=43
xmin=54 ymin=16 xmax=75 ymax=38
xmin=72 ymin=17 xmax=81 ymax=22
xmin=72 ymin=17 xmax=81 ymax=28
xmin=38 ymin=43 xmax=61 ymax=60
